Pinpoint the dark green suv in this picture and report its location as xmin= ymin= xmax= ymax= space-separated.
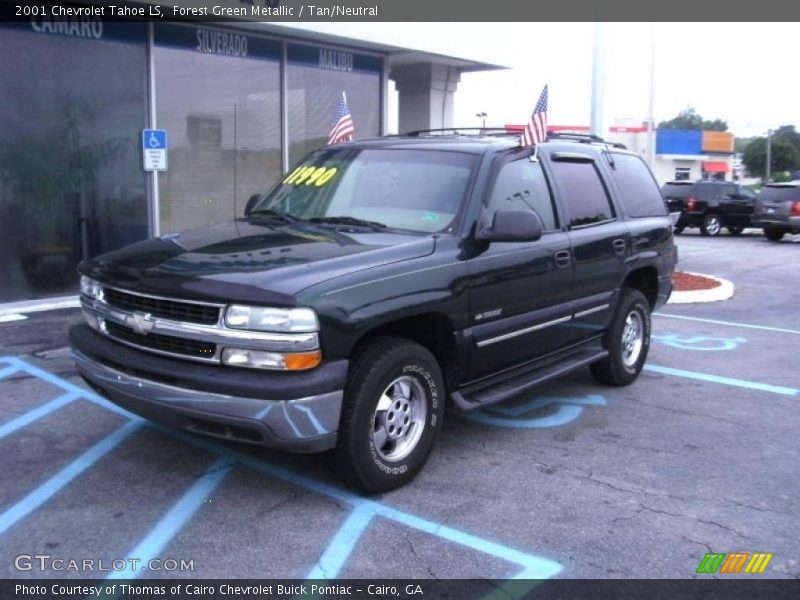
xmin=662 ymin=180 xmax=758 ymax=236
xmin=70 ymin=132 xmax=676 ymax=492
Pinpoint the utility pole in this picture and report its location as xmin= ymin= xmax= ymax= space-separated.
xmin=475 ymin=112 xmax=487 ymax=131
xmin=590 ymin=23 xmax=606 ymax=139
xmin=646 ymin=24 xmax=656 ymax=167
xmin=766 ymin=129 xmax=772 ymax=183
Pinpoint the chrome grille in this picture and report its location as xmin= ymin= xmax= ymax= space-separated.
xmin=105 ymin=321 xmax=217 ymax=359
xmin=103 ymin=287 xmax=220 ymax=325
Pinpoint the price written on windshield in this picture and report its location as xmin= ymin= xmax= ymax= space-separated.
xmin=282 ymin=166 xmax=338 ymax=187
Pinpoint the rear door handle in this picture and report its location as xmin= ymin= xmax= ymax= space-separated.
xmin=612 ymin=239 xmax=627 ymax=255
xmin=554 ymin=250 xmax=571 ymax=268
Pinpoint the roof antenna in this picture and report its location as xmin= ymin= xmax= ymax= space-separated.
xmin=604 ymin=141 xmax=616 ymax=169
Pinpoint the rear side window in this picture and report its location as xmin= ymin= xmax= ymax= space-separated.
xmin=551 ymin=160 xmax=615 ymax=228
xmin=608 ymin=154 xmax=667 ymax=218
xmin=694 ymin=183 xmax=719 ymax=200
xmin=760 ymin=186 xmax=800 ymax=202
xmin=487 ymin=160 xmax=558 ymax=230
xmin=662 ymin=183 xmax=693 ymax=198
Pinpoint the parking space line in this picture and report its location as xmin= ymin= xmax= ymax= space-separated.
xmin=0 ymin=392 xmax=79 ymax=440
xmin=655 ymin=313 xmax=800 ymax=335
xmin=160 ymin=427 xmax=563 ymax=580
xmin=0 ymin=420 xmax=143 ymax=536
xmin=2 ymin=356 xmax=564 ymax=580
xmin=306 ymin=505 xmax=374 ymax=579
xmin=108 ymin=456 xmax=234 ymax=580
xmin=0 ymin=365 xmax=20 ymax=379
xmin=644 ymin=364 xmax=798 ymax=396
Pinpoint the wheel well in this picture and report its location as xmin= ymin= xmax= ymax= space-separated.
xmin=353 ymin=313 xmax=457 ymax=389
xmin=623 ymin=267 xmax=659 ymax=310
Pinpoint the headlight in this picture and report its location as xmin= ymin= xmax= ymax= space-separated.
xmin=80 ymin=276 xmax=103 ymax=300
xmin=225 ymin=305 xmax=319 ymax=333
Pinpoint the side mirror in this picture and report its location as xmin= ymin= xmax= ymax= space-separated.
xmin=476 ymin=209 xmax=544 ymax=243
xmin=244 ymin=194 xmax=261 ymax=216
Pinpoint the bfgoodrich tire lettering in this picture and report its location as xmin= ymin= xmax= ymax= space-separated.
xmin=336 ymin=337 xmax=445 ymax=493
xmin=590 ymin=288 xmax=651 ymax=386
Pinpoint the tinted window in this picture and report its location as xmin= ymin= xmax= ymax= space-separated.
xmin=551 ymin=161 xmax=615 ymax=227
xmin=759 ymin=186 xmax=800 ymax=202
xmin=694 ymin=183 xmax=720 ymax=200
xmin=487 ymin=160 xmax=557 ymax=230
xmin=737 ymin=187 xmax=757 ymax=200
xmin=662 ymin=183 xmax=694 ymax=199
xmin=608 ymin=154 xmax=667 ymax=218
xmin=260 ymin=149 xmax=475 ymax=233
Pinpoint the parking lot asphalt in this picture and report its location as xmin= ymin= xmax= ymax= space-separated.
xmin=0 ymin=229 xmax=798 ymax=582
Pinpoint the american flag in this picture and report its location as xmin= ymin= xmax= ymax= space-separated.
xmin=328 ymin=91 xmax=354 ymax=144
xmin=520 ymin=84 xmax=548 ymax=147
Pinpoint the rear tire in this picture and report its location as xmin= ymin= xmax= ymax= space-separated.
xmin=764 ymin=228 xmax=785 ymax=242
xmin=336 ymin=337 xmax=445 ymax=493
xmin=700 ymin=213 xmax=722 ymax=237
xmin=727 ymin=226 xmax=745 ymax=235
xmin=590 ymin=288 xmax=651 ymax=387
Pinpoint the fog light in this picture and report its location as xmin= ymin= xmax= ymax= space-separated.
xmin=221 ymin=348 xmax=321 ymax=371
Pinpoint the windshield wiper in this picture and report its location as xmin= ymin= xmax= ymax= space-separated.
xmin=247 ymin=209 xmax=301 ymax=224
xmin=307 ymin=216 xmax=387 ymax=231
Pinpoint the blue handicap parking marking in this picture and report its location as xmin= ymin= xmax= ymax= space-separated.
xmin=653 ymin=333 xmax=747 ymax=351
xmin=465 ymin=395 xmax=607 ymax=429
xmin=109 ymin=456 xmax=235 ymax=580
xmin=0 ymin=356 xmax=565 ymax=583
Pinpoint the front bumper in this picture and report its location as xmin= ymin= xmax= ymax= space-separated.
xmin=70 ymin=325 xmax=346 ymax=452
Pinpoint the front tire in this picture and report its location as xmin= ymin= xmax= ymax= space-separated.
xmin=590 ymin=288 xmax=651 ymax=386
xmin=336 ymin=337 xmax=445 ymax=493
xmin=700 ymin=213 xmax=722 ymax=236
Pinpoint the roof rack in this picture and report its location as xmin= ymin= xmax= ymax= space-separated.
xmin=403 ymin=127 xmax=518 ymax=138
xmin=546 ymin=131 xmax=627 ymax=149
xmin=399 ymin=128 xmax=628 ymax=149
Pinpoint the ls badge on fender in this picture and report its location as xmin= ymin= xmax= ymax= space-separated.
xmin=475 ymin=308 xmax=503 ymax=322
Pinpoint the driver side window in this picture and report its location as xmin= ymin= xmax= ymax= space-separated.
xmin=487 ymin=160 xmax=558 ymax=231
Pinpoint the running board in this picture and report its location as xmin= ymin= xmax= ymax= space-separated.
xmin=451 ymin=348 xmax=608 ymax=411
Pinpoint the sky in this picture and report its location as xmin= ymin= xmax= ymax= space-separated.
xmin=284 ymin=22 xmax=799 ymax=138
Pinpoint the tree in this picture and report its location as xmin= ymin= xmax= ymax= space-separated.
xmin=658 ymin=107 xmax=728 ymax=131
xmin=742 ymin=137 xmax=800 ymax=178
xmin=772 ymin=125 xmax=800 ymax=154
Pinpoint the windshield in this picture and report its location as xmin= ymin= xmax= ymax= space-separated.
xmin=251 ymin=148 xmax=477 ymax=233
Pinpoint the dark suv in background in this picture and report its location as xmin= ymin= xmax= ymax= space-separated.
xmin=753 ymin=182 xmax=800 ymax=241
xmin=70 ymin=131 xmax=676 ymax=492
xmin=662 ymin=180 xmax=758 ymax=236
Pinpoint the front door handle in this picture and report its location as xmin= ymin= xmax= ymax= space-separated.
xmin=612 ymin=238 xmax=627 ymax=255
xmin=554 ymin=250 xmax=572 ymax=268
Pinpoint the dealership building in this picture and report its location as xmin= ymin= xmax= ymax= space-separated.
xmin=0 ymin=17 xmax=498 ymax=308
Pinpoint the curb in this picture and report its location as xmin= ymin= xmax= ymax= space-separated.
xmin=668 ymin=272 xmax=734 ymax=304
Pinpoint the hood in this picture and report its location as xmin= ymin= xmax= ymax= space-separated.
xmin=81 ymin=219 xmax=436 ymax=305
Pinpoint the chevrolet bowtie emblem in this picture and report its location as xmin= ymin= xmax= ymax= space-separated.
xmin=126 ymin=312 xmax=155 ymax=335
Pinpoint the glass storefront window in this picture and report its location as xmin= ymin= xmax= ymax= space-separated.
xmin=154 ymin=25 xmax=282 ymax=235
xmin=0 ymin=22 xmax=148 ymax=303
xmin=287 ymin=44 xmax=382 ymax=166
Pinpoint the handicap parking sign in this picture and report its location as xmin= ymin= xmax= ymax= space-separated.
xmin=142 ymin=129 xmax=168 ymax=171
